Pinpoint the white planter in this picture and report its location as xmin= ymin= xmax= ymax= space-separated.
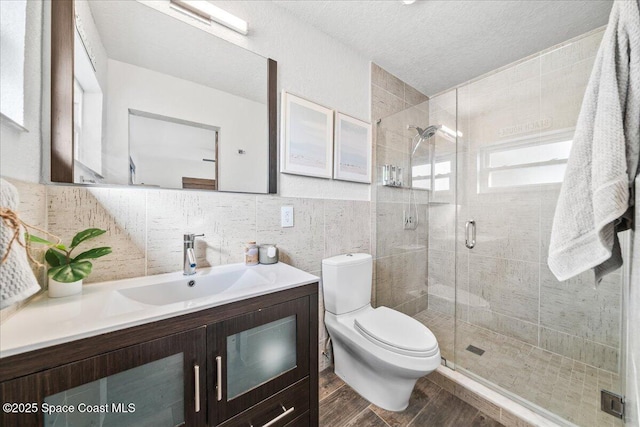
xmin=48 ymin=278 xmax=83 ymax=298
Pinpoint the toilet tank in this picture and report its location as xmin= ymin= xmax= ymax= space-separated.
xmin=322 ymin=253 xmax=372 ymax=315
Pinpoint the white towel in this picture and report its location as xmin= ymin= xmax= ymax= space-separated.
xmin=0 ymin=179 xmax=41 ymax=309
xmin=548 ymin=0 xmax=640 ymax=282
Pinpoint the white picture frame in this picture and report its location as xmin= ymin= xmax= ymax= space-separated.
xmin=281 ymin=92 xmax=334 ymax=179
xmin=333 ymin=113 xmax=371 ymax=183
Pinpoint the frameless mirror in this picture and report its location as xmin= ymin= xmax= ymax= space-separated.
xmin=51 ymin=0 xmax=276 ymax=193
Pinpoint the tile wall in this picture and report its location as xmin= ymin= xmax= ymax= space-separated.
xmin=371 ymin=63 xmax=431 ymax=316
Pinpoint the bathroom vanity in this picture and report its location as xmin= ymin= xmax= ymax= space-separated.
xmin=0 ymin=263 xmax=319 ymax=427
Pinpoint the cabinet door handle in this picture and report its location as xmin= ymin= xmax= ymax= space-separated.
xmin=465 ymin=220 xmax=476 ymax=249
xmin=216 ymin=356 xmax=222 ymax=402
xmin=194 ymin=364 xmax=200 ymax=413
xmin=261 ymin=405 xmax=295 ymax=427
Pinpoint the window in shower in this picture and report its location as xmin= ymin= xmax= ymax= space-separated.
xmin=477 ymin=130 xmax=573 ymax=192
xmin=412 ymin=159 xmax=452 ymax=192
xmin=433 ymin=160 xmax=452 ymax=192
xmin=411 ymin=163 xmax=431 ymax=189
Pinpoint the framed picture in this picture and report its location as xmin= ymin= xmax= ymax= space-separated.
xmin=333 ymin=113 xmax=371 ymax=183
xmin=281 ymin=92 xmax=334 ymax=179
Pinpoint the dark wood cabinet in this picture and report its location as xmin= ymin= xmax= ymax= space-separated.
xmin=1 ymin=328 xmax=207 ymax=426
xmin=0 ymin=284 xmax=319 ymax=427
xmin=209 ymin=298 xmax=310 ymax=425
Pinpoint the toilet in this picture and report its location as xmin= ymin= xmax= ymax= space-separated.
xmin=322 ymin=253 xmax=441 ymax=412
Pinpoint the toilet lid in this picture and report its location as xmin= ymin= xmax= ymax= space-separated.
xmin=354 ymin=307 xmax=439 ymax=357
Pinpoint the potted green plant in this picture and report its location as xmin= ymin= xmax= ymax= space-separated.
xmin=28 ymin=228 xmax=112 ymax=298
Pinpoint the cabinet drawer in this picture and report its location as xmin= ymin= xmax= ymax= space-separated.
xmin=284 ymin=410 xmax=309 ymax=426
xmin=219 ymin=377 xmax=309 ymax=427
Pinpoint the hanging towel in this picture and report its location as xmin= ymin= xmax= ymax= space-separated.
xmin=548 ymin=0 xmax=640 ymax=282
xmin=0 ymin=179 xmax=41 ymax=309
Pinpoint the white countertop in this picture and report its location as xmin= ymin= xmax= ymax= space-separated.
xmin=0 ymin=262 xmax=318 ymax=358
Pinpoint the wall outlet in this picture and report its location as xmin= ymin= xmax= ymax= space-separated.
xmin=281 ymin=206 xmax=294 ymax=227
xmin=404 ymin=210 xmax=417 ymax=230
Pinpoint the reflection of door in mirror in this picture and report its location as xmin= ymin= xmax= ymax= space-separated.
xmin=73 ymin=26 xmax=104 ymax=184
xmin=128 ymin=110 xmax=218 ymax=191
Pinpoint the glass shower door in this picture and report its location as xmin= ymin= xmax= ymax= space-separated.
xmin=416 ymin=90 xmax=458 ymax=365
xmin=453 ymin=29 xmax=625 ymax=427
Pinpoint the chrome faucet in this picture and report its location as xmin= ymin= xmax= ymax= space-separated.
xmin=184 ymin=233 xmax=204 ymax=275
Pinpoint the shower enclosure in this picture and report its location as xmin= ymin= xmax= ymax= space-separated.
xmin=374 ymin=28 xmax=627 ymax=427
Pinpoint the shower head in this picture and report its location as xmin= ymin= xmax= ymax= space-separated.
xmin=408 ymin=124 xmax=441 ymax=139
xmin=408 ymin=124 xmax=442 ymax=156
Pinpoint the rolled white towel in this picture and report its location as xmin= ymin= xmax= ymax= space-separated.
xmin=0 ymin=179 xmax=41 ymax=309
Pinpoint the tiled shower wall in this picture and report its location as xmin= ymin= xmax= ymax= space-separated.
xmin=2 ymin=179 xmax=371 ymax=371
xmin=371 ymin=64 xmax=431 ymax=316
xmin=426 ymin=28 xmax=621 ymax=372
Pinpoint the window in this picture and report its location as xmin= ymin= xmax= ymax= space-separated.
xmin=73 ymin=28 xmax=104 ymax=176
xmin=0 ymin=0 xmax=27 ymax=127
xmin=433 ymin=160 xmax=452 ymax=191
xmin=411 ymin=163 xmax=431 ymax=190
xmin=412 ymin=159 xmax=452 ymax=192
xmin=477 ymin=130 xmax=573 ymax=192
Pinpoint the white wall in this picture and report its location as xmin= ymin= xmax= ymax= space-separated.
xmin=0 ymin=0 xmax=42 ymax=182
xmin=105 ymin=59 xmax=268 ymax=193
xmin=0 ymin=0 xmax=27 ymax=126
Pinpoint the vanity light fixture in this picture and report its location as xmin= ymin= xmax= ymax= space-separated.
xmin=402 ymin=0 xmax=417 ymax=4
xmin=169 ymin=0 xmax=249 ymax=35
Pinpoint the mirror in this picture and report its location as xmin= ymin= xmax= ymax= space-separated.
xmin=51 ymin=0 xmax=277 ymax=193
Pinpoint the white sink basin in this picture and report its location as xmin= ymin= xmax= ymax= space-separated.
xmin=117 ymin=267 xmax=270 ymax=306
xmin=0 ymin=262 xmax=318 ymax=358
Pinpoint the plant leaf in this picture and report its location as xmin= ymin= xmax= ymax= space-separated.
xmin=73 ymin=247 xmax=112 ymax=262
xmin=71 ymin=228 xmax=106 ymax=249
xmin=48 ymin=261 xmax=93 ymax=282
xmin=26 ymin=234 xmax=56 ymax=246
xmin=45 ymin=249 xmax=67 ymax=267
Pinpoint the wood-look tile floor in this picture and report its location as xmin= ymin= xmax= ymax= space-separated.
xmin=414 ymin=309 xmax=624 ymax=427
xmin=319 ymin=369 xmax=504 ymax=427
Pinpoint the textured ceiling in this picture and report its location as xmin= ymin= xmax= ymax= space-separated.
xmin=274 ymin=0 xmax=613 ymax=96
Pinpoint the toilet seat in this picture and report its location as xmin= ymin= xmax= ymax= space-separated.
xmin=354 ymin=307 xmax=439 ymax=357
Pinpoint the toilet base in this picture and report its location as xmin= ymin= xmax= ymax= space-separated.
xmin=324 ymin=307 xmax=441 ymax=412
xmin=332 ymin=337 xmax=417 ymax=411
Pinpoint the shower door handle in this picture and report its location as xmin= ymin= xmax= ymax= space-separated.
xmin=465 ymin=220 xmax=476 ymax=249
